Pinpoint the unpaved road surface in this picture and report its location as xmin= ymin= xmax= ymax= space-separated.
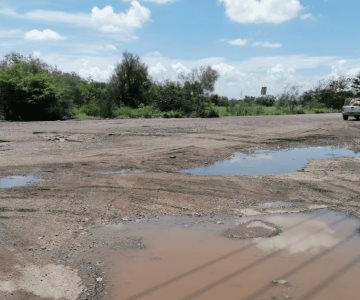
xmin=0 ymin=114 xmax=359 ymax=299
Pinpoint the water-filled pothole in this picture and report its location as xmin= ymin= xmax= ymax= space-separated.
xmin=0 ymin=176 xmax=43 ymax=189
xmin=93 ymin=209 xmax=360 ymax=300
xmin=182 ymin=146 xmax=360 ymax=176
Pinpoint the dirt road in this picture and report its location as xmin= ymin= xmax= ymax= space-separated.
xmin=0 ymin=114 xmax=359 ymax=299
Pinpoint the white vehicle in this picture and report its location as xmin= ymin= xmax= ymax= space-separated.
xmin=342 ymin=98 xmax=360 ymax=120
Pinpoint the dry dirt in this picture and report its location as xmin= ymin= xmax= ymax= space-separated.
xmin=0 ymin=113 xmax=360 ymax=299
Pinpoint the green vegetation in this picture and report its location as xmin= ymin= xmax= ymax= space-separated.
xmin=0 ymin=52 xmax=359 ymax=121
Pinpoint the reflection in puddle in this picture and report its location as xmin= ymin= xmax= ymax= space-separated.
xmin=0 ymin=176 xmax=43 ymax=188
xmin=93 ymin=210 xmax=360 ymax=300
xmin=255 ymin=215 xmax=339 ymax=254
xmin=182 ymin=146 xmax=360 ymax=176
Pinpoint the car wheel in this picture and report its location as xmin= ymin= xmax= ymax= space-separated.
xmin=356 ymin=116 xmax=360 ymax=120
xmin=343 ymin=114 xmax=348 ymax=120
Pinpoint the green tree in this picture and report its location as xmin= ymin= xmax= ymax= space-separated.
xmin=0 ymin=54 xmax=72 ymax=120
xmin=108 ymin=52 xmax=151 ymax=108
xmin=277 ymin=85 xmax=300 ymax=112
xmin=79 ymin=81 xmax=110 ymax=117
xmin=149 ymin=81 xmax=193 ymax=114
xmin=302 ymin=77 xmax=353 ymax=110
xmin=352 ymin=73 xmax=360 ymax=95
xmin=180 ymin=66 xmax=219 ymax=96
xmin=0 ymin=65 xmax=64 ymax=120
xmin=179 ymin=66 xmax=219 ymax=115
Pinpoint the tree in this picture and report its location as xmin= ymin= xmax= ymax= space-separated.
xmin=352 ymin=73 xmax=360 ymax=95
xmin=180 ymin=66 xmax=219 ymax=96
xmin=255 ymin=96 xmax=276 ymax=107
xmin=302 ymin=77 xmax=353 ymax=110
xmin=278 ymin=85 xmax=300 ymax=112
xmin=178 ymin=66 xmax=219 ymax=115
xmin=0 ymin=54 xmax=72 ymax=120
xmin=0 ymin=65 xmax=63 ymax=120
xmin=108 ymin=52 xmax=151 ymax=108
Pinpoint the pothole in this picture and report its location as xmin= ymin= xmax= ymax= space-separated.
xmin=182 ymin=146 xmax=360 ymax=176
xmin=0 ymin=176 xmax=43 ymax=189
xmin=92 ymin=209 xmax=360 ymax=300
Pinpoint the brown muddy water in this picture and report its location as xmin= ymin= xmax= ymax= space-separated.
xmin=92 ymin=210 xmax=360 ymax=300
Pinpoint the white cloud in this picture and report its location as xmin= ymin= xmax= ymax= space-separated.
xmin=0 ymin=8 xmax=89 ymax=27
xmin=228 ymin=38 xmax=249 ymax=47
xmin=141 ymin=52 xmax=344 ymax=97
xmin=300 ymin=13 xmax=314 ymax=20
xmin=1 ymin=1 xmax=150 ymax=36
xmin=91 ymin=2 xmax=150 ymax=33
xmin=0 ymin=29 xmax=22 ymax=38
xmin=143 ymin=0 xmax=175 ymax=3
xmin=228 ymin=38 xmax=282 ymax=49
xmin=24 ymin=29 xmax=65 ymax=41
xmin=97 ymin=44 xmax=117 ymax=51
xmin=219 ymin=0 xmax=303 ymax=24
xmin=22 ymin=51 xmax=360 ymax=99
xmin=79 ymin=66 xmax=114 ymax=81
xmin=252 ymin=41 xmax=282 ymax=48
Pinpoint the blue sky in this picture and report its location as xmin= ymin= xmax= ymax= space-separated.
xmin=1 ymin=0 xmax=360 ymax=97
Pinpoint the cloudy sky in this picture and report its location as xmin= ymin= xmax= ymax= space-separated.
xmin=1 ymin=0 xmax=360 ymax=98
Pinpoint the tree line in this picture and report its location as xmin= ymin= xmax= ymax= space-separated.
xmin=0 ymin=52 xmax=220 ymax=121
xmin=1 ymin=52 xmax=360 ymax=121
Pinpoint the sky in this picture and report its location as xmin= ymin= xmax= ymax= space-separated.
xmin=1 ymin=0 xmax=360 ymax=98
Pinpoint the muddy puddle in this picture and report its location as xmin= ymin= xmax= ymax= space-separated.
xmin=0 ymin=176 xmax=43 ymax=188
xmin=92 ymin=209 xmax=360 ymax=300
xmin=182 ymin=146 xmax=360 ymax=176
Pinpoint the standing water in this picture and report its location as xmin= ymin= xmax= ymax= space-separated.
xmin=182 ymin=146 xmax=360 ymax=176
xmin=0 ymin=176 xmax=43 ymax=189
xmin=92 ymin=210 xmax=360 ymax=300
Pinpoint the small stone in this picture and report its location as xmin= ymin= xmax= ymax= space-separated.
xmin=272 ymin=279 xmax=288 ymax=285
xmin=216 ymin=221 xmax=224 ymax=225
xmin=96 ymin=277 xmax=103 ymax=282
xmin=169 ymin=155 xmax=176 ymax=159
xmin=122 ymin=217 xmax=130 ymax=222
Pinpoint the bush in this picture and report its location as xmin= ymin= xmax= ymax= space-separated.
xmin=294 ymin=107 xmax=305 ymax=114
xmin=0 ymin=69 xmax=69 ymax=120
xmin=199 ymin=105 xmax=220 ymax=118
xmin=113 ymin=105 xmax=162 ymax=119
xmin=163 ymin=111 xmax=184 ymax=118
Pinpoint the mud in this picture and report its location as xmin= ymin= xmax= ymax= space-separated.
xmin=93 ymin=210 xmax=360 ymax=300
xmin=0 ymin=114 xmax=360 ymax=299
xmin=0 ymin=264 xmax=83 ymax=300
